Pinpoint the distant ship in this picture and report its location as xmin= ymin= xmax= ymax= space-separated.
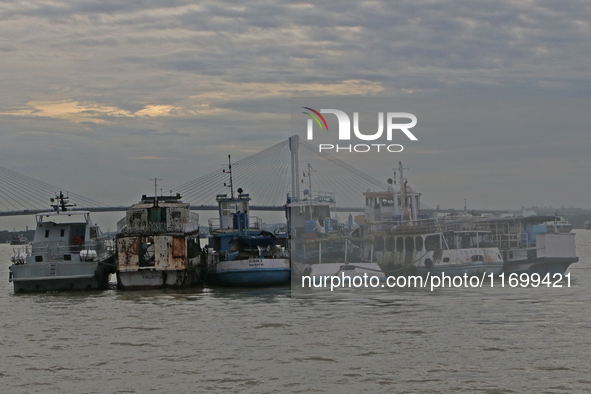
xmin=115 ymin=193 xmax=202 ymax=290
xmin=10 ymin=234 xmax=28 ymax=245
xmin=8 ymin=192 xmax=115 ymax=293
xmin=544 ymin=217 xmax=573 ymax=233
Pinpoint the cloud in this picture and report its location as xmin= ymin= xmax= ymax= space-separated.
xmin=0 ymin=0 xmax=591 ymax=210
xmin=0 ymin=100 xmax=133 ymax=123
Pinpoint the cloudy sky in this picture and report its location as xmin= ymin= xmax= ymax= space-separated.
xmin=1 ymin=0 xmax=591 ymax=228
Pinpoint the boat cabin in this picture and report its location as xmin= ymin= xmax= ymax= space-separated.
xmin=285 ymin=190 xmax=336 ymax=235
xmin=31 ymin=211 xmax=102 ymax=261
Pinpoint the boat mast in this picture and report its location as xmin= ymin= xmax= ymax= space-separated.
xmin=398 ymin=161 xmax=409 ymax=221
xmin=51 ymin=191 xmax=75 ymax=213
xmin=303 ymin=163 xmax=315 ymax=220
xmin=149 ymin=177 xmax=162 ymax=207
xmin=223 ymin=155 xmax=234 ymax=199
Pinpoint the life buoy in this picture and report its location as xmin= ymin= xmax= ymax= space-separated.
xmin=72 ymin=236 xmax=82 ymax=245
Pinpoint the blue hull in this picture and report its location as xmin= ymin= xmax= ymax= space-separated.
xmin=206 ymin=268 xmax=290 ymax=287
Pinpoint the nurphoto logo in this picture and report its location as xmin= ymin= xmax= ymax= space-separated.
xmin=302 ymin=107 xmax=418 ymax=153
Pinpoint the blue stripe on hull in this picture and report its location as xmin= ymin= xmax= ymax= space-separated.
xmin=206 ymin=268 xmax=290 ymax=287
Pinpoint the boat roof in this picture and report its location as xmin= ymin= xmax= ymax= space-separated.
xmin=483 ymin=215 xmax=559 ymax=224
xmin=129 ymin=202 xmax=190 ymax=209
xmin=36 ymin=210 xmax=90 ymax=218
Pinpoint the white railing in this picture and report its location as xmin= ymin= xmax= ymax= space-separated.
xmin=287 ymin=191 xmax=335 ymax=203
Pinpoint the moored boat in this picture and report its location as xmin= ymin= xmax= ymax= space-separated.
xmin=204 ymin=156 xmax=290 ymax=286
xmin=354 ymin=162 xmax=505 ymax=278
xmin=115 ymin=193 xmax=202 ymax=289
xmin=10 ymin=234 xmax=29 ymax=245
xmin=8 ymin=192 xmax=115 ymax=293
xmin=483 ymin=215 xmax=578 ymax=275
xmin=287 ymin=164 xmax=386 ymax=283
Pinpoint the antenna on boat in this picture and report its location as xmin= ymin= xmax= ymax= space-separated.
xmin=223 ymin=154 xmax=234 ymax=199
xmin=302 ymin=163 xmax=315 ymax=196
xmin=302 ymin=163 xmax=316 ymax=220
xmin=51 ymin=191 xmax=75 ymax=213
xmin=149 ymin=178 xmax=163 ymax=207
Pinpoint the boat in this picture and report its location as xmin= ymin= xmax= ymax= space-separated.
xmin=115 ymin=193 xmax=202 ymax=289
xmin=483 ymin=215 xmax=578 ymax=275
xmin=287 ymin=163 xmax=386 ymax=283
xmin=10 ymin=234 xmax=28 ymax=245
xmin=544 ymin=217 xmax=573 ymax=233
xmin=8 ymin=192 xmax=115 ymax=293
xmin=353 ymin=162 xmax=505 ymax=278
xmin=203 ymin=156 xmax=290 ymax=286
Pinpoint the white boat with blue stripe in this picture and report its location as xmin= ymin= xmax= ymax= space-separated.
xmin=204 ymin=156 xmax=290 ymax=287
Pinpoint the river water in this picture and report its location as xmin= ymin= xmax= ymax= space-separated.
xmin=1 ymin=230 xmax=590 ymax=393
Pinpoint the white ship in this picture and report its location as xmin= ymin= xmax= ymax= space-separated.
xmin=9 ymin=192 xmax=115 ymax=293
xmin=354 ymin=162 xmax=505 ymax=277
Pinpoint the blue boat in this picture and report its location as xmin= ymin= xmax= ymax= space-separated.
xmin=204 ymin=156 xmax=290 ymax=287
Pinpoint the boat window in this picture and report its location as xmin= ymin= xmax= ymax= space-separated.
xmin=443 ymin=257 xmax=450 ymax=262
xmin=90 ymin=228 xmax=99 ymax=239
xmin=415 ymin=236 xmax=423 ymax=251
xmin=60 ymin=229 xmax=65 ymax=237
xmin=45 ymin=230 xmax=49 ymax=238
xmin=405 ymin=237 xmax=414 ymax=252
xmin=386 ymin=237 xmax=394 ymax=252
xmin=381 ymin=198 xmax=394 ymax=206
xmin=461 ymin=234 xmax=471 ymax=249
xmin=396 ymin=237 xmax=403 ymax=252
xmin=425 ymin=235 xmax=441 ymax=251
xmin=375 ymin=236 xmax=384 ymax=252
xmin=471 ymin=255 xmax=484 ymax=262
xmin=139 ymin=241 xmax=155 ymax=267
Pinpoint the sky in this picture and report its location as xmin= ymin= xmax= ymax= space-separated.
xmin=1 ymin=0 xmax=591 ymax=229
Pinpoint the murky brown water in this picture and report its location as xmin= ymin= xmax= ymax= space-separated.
xmin=1 ymin=230 xmax=591 ymax=393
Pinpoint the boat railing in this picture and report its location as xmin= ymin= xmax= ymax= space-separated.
xmin=489 ymin=233 xmax=519 ymax=250
xmin=119 ymin=221 xmax=198 ymax=235
xmin=28 ymin=240 xmax=106 ymax=260
xmin=374 ymin=216 xmax=492 ymax=236
xmin=250 ymin=216 xmax=263 ymax=229
xmin=287 ymin=191 xmax=335 ymax=204
xmin=208 ymin=215 xmax=263 ymax=233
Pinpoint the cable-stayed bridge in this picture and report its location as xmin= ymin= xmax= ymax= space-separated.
xmin=0 ymin=137 xmax=397 ymax=217
xmin=172 ymin=138 xmax=391 ymax=210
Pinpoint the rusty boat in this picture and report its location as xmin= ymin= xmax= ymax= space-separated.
xmin=115 ymin=193 xmax=202 ymax=290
